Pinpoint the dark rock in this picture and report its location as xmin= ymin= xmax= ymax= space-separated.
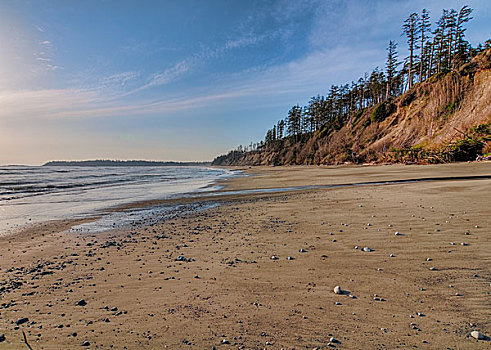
xmin=16 ymin=317 xmax=29 ymax=325
xmin=76 ymin=299 xmax=87 ymax=306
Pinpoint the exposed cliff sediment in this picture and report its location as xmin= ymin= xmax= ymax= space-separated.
xmin=213 ymin=50 xmax=491 ymax=166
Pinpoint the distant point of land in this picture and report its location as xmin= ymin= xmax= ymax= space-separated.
xmin=43 ymin=160 xmax=211 ymax=167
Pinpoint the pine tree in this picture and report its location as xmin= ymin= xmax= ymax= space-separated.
xmin=445 ymin=9 xmax=457 ymax=70
xmin=419 ymin=9 xmax=431 ymax=81
xmin=402 ymin=12 xmax=421 ymax=88
xmin=277 ymin=120 xmax=285 ymax=139
xmin=287 ymin=105 xmax=302 ymax=140
xmin=385 ymin=40 xmax=399 ymax=99
xmin=454 ymin=5 xmax=473 ymax=67
xmin=433 ymin=10 xmax=448 ymax=74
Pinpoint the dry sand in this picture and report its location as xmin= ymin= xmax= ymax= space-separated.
xmin=0 ymin=163 xmax=490 ymax=349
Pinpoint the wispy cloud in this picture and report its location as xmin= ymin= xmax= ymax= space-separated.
xmin=100 ymin=71 xmax=140 ymax=87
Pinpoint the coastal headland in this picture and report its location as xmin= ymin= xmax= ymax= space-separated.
xmin=0 ymin=163 xmax=490 ymax=349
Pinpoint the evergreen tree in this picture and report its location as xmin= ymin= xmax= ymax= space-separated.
xmin=385 ymin=40 xmax=399 ymax=99
xmin=433 ymin=9 xmax=448 ymax=74
xmin=402 ymin=12 xmax=421 ymax=88
xmin=419 ymin=9 xmax=431 ymax=81
xmin=454 ymin=5 xmax=473 ymax=66
xmin=445 ymin=9 xmax=458 ymax=70
xmin=287 ymin=105 xmax=302 ymax=140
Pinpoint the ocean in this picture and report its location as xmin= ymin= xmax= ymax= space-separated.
xmin=0 ymin=166 xmax=231 ymax=235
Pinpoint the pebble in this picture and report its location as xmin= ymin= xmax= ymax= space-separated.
xmin=16 ymin=317 xmax=29 ymax=325
xmin=82 ymin=341 xmax=90 ymax=347
xmin=395 ymin=232 xmax=401 ymax=236
xmin=362 ymin=247 xmax=372 ymax=252
xmin=287 ymin=256 xmax=294 ymax=260
xmin=389 ymin=254 xmax=395 ymax=257
xmin=299 ymin=248 xmax=307 ymax=253
xmin=470 ymin=330 xmax=485 ymax=340
xmin=335 ymin=301 xmax=342 ymax=305
xmin=354 ymin=246 xmax=359 ymax=249
xmin=76 ymin=299 xmax=87 ymax=307
xmin=222 ymin=339 xmax=230 ymax=344
xmin=429 ymin=267 xmax=437 ymax=271
xmin=0 ymin=334 xmax=5 ymax=342
xmin=271 ymin=255 xmax=279 ymax=260
xmin=333 ymin=286 xmax=342 ymax=294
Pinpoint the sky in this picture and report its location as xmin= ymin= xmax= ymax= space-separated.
xmin=0 ymin=0 xmax=489 ymax=165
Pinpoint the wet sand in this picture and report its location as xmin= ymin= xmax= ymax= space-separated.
xmin=0 ymin=163 xmax=490 ymax=349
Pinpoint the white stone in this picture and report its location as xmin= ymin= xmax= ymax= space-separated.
xmin=333 ymin=286 xmax=342 ymax=294
xmin=470 ymin=330 xmax=484 ymax=340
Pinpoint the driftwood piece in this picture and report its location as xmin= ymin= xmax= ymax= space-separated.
xmin=22 ymin=331 xmax=33 ymax=350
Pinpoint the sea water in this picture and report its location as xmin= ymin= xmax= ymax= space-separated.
xmin=0 ymin=166 xmax=230 ymax=235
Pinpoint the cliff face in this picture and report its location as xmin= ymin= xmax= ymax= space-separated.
xmin=213 ymin=50 xmax=491 ymax=166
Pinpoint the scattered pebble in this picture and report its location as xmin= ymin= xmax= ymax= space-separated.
xmin=16 ymin=317 xmax=29 ymax=325
xmin=470 ymin=330 xmax=485 ymax=340
xmin=76 ymin=299 xmax=87 ymax=307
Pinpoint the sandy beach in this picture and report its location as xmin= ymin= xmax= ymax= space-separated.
xmin=0 ymin=163 xmax=490 ymax=349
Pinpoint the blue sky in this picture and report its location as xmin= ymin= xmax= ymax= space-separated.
xmin=0 ymin=0 xmax=489 ymax=164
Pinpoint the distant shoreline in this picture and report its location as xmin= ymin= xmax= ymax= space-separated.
xmin=42 ymin=160 xmax=212 ymax=167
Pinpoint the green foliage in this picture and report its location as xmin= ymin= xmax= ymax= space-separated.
xmin=352 ymin=109 xmax=365 ymax=127
xmin=387 ymin=123 xmax=491 ymax=163
xmin=371 ymin=101 xmax=396 ymax=122
xmin=446 ymin=138 xmax=483 ymax=161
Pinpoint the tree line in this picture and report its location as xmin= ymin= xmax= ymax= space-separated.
xmin=253 ymin=6 xmax=488 ymax=149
